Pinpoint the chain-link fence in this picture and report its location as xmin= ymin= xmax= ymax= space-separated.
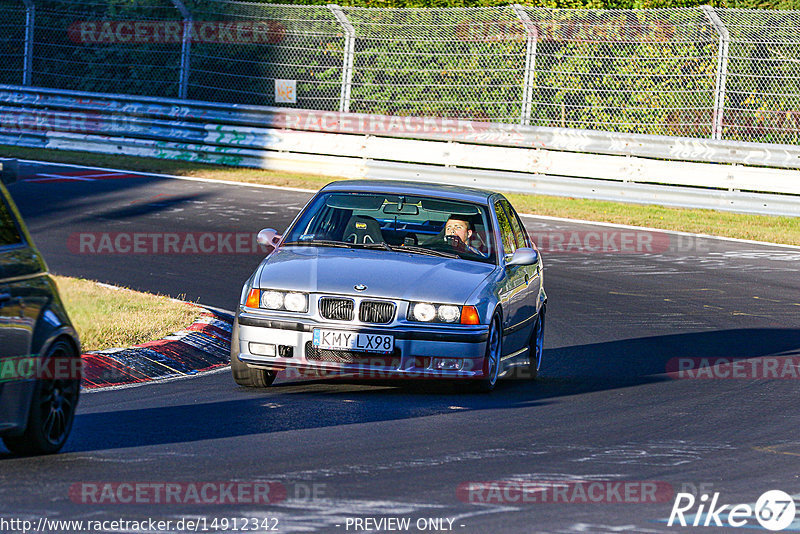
xmin=0 ymin=1 xmax=798 ymax=144
xmin=719 ymin=9 xmax=800 ymax=144
xmin=0 ymin=1 xmax=27 ymax=86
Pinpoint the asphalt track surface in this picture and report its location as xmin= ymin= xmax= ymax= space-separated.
xmin=2 ymin=161 xmax=800 ymax=533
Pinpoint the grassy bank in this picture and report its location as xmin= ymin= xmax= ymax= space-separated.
xmin=5 ymin=146 xmax=799 ymax=246
xmin=54 ymin=275 xmax=201 ymax=352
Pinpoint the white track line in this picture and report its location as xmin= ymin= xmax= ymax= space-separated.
xmin=20 ymin=158 xmax=800 ymax=250
xmin=28 ymin=173 xmax=96 ymax=181
xmin=18 ymin=158 xmax=316 ymax=193
xmin=79 ymin=172 xmax=129 ymax=178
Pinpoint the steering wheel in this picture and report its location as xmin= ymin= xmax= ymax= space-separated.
xmin=443 ymin=234 xmax=467 ymax=252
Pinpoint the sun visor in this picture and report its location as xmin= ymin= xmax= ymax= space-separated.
xmin=421 ymin=199 xmax=480 ymax=215
xmin=325 ymin=194 xmax=385 ymax=210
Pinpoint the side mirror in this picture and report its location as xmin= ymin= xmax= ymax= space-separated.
xmin=257 ymin=228 xmax=282 ymax=247
xmin=506 ymin=247 xmax=539 ymax=266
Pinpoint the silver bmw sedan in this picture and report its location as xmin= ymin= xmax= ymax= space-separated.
xmin=232 ymin=180 xmax=546 ymax=392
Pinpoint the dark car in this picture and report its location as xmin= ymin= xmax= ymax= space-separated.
xmin=0 ymin=178 xmax=81 ymax=455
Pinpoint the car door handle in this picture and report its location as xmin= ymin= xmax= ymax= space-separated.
xmin=524 ymin=274 xmax=529 ymax=285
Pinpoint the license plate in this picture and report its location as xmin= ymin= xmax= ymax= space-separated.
xmin=313 ymin=329 xmax=394 ymax=354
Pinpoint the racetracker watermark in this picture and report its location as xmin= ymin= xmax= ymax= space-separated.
xmin=457 ymin=480 xmax=674 ymax=504
xmin=530 ymin=230 xmax=670 ymax=254
xmin=69 ymin=482 xmax=288 ymax=505
xmin=666 ymin=357 xmax=800 ymax=379
xmin=68 ymin=232 xmax=271 ymax=255
xmin=0 ymin=356 xmax=82 ymax=383
xmin=279 ymin=111 xmax=491 ymax=136
xmin=530 ymin=231 xmax=714 ymax=254
xmin=0 ymin=110 xmax=104 ymax=134
xmin=456 ymin=18 xmax=677 ymax=43
xmin=267 ymin=358 xmax=546 ymax=381
xmin=68 ymin=20 xmax=285 ymax=44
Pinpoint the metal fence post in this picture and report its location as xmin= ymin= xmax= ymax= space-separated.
xmin=328 ymin=4 xmax=355 ymax=113
xmin=21 ymin=0 xmax=34 ymax=86
xmin=512 ymin=5 xmax=537 ymax=126
xmin=702 ymin=6 xmax=729 ymax=141
xmin=170 ymin=0 xmax=192 ymax=99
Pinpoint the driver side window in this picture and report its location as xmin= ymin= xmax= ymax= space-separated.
xmin=494 ymin=201 xmax=516 ymax=257
xmin=500 ymin=200 xmax=530 ymax=250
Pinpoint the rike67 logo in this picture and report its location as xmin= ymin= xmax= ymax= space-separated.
xmin=668 ymin=490 xmax=796 ymax=531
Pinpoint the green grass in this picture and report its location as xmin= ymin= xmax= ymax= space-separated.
xmin=506 ymin=193 xmax=800 ymax=245
xmin=5 ymin=145 xmax=800 ymax=246
xmin=54 ymin=275 xmax=201 ymax=352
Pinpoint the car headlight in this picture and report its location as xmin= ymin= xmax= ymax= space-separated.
xmin=284 ymin=292 xmax=307 ymax=312
xmin=409 ymin=303 xmax=480 ymax=325
xmin=245 ymin=288 xmax=308 ymax=313
xmin=412 ymin=303 xmax=437 ymax=322
xmin=437 ymin=305 xmax=460 ymax=322
xmin=262 ymin=291 xmax=284 ymax=310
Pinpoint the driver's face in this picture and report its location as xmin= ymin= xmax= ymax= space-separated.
xmin=445 ymin=219 xmax=472 ymax=243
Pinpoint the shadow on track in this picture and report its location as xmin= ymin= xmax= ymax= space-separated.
xmin=1 ymin=327 xmax=795 ymax=457
xmin=6 ymin=173 xmax=213 ymax=224
xmin=542 ymin=327 xmax=800 ymax=380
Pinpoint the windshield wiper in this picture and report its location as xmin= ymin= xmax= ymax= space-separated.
xmin=351 ymin=242 xmax=394 ymax=251
xmin=399 ymin=244 xmax=459 ymax=259
xmin=353 ymin=242 xmax=459 ymax=259
xmin=282 ymin=240 xmax=353 ymax=248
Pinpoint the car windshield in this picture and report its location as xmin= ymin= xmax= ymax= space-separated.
xmin=283 ymin=192 xmax=496 ymax=264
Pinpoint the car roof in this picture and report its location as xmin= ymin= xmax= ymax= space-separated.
xmin=319 ymin=180 xmax=497 ymax=204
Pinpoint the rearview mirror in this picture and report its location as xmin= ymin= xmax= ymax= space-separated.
xmin=257 ymin=228 xmax=282 ymax=247
xmin=383 ymin=204 xmax=419 ymax=215
xmin=506 ymin=247 xmax=539 ymax=266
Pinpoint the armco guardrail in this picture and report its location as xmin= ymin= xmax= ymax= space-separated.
xmin=1 ymin=85 xmax=800 ymax=216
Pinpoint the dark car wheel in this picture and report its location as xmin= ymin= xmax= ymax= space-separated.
xmin=466 ymin=313 xmax=502 ymax=393
xmin=527 ymin=306 xmax=546 ymax=380
xmin=231 ymin=354 xmax=277 ymax=388
xmin=2 ymin=339 xmax=80 ymax=456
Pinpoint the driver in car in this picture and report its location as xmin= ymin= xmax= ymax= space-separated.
xmin=443 ymin=215 xmax=480 ymax=254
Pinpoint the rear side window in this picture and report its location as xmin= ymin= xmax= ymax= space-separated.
xmin=0 ymin=195 xmax=23 ymax=247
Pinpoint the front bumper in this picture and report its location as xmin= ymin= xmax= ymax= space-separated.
xmin=235 ymin=309 xmax=490 ymax=380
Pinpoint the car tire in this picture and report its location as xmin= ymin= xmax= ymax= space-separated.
xmin=2 ymin=339 xmax=80 ymax=456
xmin=526 ymin=305 xmax=546 ymax=380
xmin=231 ymin=354 xmax=277 ymax=388
xmin=466 ymin=312 xmax=502 ymax=393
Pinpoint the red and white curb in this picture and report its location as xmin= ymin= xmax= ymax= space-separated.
xmin=81 ymin=306 xmax=232 ymax=390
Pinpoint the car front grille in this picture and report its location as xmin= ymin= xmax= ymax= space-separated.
xmin=305 ymin=342 xmax=401 ymax=367
xmin=319 ymin=297 xmax=354 ymax=321
xmin=359 ymin=300 xmax=396 ymax=324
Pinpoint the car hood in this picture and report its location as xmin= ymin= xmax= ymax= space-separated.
xmin=256 ymin=246 xmax=496 ymax=303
